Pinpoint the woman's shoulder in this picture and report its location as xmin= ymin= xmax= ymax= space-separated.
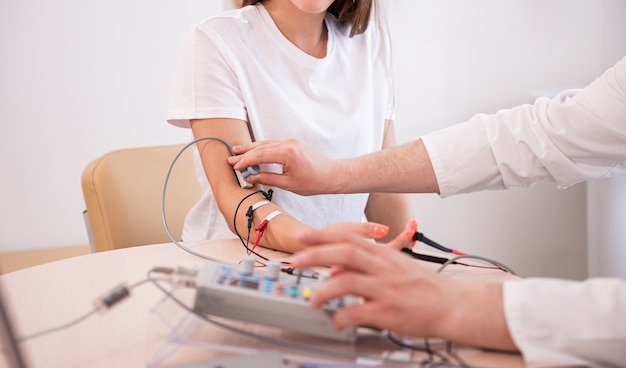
xmin=326 ymin=12 xmax=381 ymax=53
xmin=191 ymin=5 xmax=262 ymax=37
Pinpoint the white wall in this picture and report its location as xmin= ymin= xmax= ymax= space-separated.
xmin=387 ymin=0 xmax=626 ymax=278
xmin=586 ymin=1 xmax=626 ymax=279
xmin=588 ymin=177 xmax=626 ymax=278
xmin=0 ymin=0 xmax=230 ymax=251
xmin=1 ymin=1 xmax=624 ymax=280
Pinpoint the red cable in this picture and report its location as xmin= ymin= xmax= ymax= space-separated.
xmin=249 ymin=220 xmax=268 ymax=255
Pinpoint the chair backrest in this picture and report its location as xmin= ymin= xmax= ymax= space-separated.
xmin=81 ymin=144 xmax=200 ymax=252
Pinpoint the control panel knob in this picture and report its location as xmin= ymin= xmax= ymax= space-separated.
xmin=266 ymin=261 xmax=281 ymax=280
xmin=239 ymin=255 xmax=256 ymax=276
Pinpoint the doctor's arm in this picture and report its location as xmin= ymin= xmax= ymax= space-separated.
xmin=231 ymin=57 xmax=626 ymax=198
xmin=229 ymin=137 xmax=440 ymax=196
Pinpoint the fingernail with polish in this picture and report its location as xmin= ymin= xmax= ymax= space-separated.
xmin=374 ymin=225 xmax=389 ymax=237
xmin=405 ymin=230 xmax=414 ymax=241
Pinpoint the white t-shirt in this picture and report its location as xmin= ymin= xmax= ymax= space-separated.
xmin=167 ymin=4 xmax=393 ymax=241
xmin=423 ymin=55 xmax=626 ymax=367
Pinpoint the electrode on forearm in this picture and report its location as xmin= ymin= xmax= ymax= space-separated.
xmin=234 ymin=164 xmax=260 ymax=189
xmin=235 ymin=162 xmax=261 ymax=188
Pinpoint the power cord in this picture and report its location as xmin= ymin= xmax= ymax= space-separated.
xmin=14 ymin=267 xmax=196 ymax=343
xmin=162 ymin=137 xmax=244 ymax=266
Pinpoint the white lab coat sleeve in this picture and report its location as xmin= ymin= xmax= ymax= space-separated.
xmin=503 ymin=278 xmax=626 ymax=367
xmin=422 ymin=55 xmax=626 ymax=198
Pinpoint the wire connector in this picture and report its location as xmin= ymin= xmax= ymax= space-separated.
xmin=412 ymin=231 xmax=467 ymax=256
xmin=246 ymin=200 xmax=271 ymax=230
xmin=262 ymin=189 xmax=273 ymax=201
xmin=249 ymin=210 xmax=281 ymax=254
xmin=93 ymin=284 xmax=130 ymax=312
xmin=280 ymin=267 xmax=319 ymax=279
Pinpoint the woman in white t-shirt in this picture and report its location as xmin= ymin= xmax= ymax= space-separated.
xmin=167 ymin=0 xmax=413 ymax=252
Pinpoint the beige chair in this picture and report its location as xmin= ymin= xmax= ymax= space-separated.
xmin=81 ymin=144 xmax=200 ymax=252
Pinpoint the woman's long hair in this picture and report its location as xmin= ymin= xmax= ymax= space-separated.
xmin=240 ymin=0 xmax=373 ymax=37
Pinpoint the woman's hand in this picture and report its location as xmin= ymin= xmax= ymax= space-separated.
xmin=323 ymin=221 xmax=390 ymax=241
xmin=317 ymin=219 xmax=417 ymax=245
xmin=228 ymin=138 xmax=340 ymax=195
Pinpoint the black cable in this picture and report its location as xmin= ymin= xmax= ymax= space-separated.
xmin=280 ymin=267 xmax=319 ymax=279
xmin=446 ymin=341 xmax=470 ymax=368
xmin=424 ymin=339 xmax=438 ymax=363
xmin=412 ymin=232 xmax=467 ymax=256
xmin=387 ymin=332 xmax=446 ymax=362
xmin=386 ymin=333 xmax=474 ymax=368
xmin=232 ymin=189 xmax=284 ymax=264
xmin=414 ymin=232 xmax=450 ymax=253
xmin=400 ymin=248 xmax=508 ymax=271
xmin=233 ymin=189 xmax=265 ymax=256
xmin=401 ymin=248 xmax=456 ymax=265
xmin=232 ymin=189 xmax=290 ymax=265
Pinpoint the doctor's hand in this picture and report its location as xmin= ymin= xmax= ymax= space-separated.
xmin=228 ymin=139 xmax=339 ymax=196
xmin=290 ymin=227 xmax=518 ymax=352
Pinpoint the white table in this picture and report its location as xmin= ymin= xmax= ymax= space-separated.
xmin=0 ymin=240 xmax=525 ymax=367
